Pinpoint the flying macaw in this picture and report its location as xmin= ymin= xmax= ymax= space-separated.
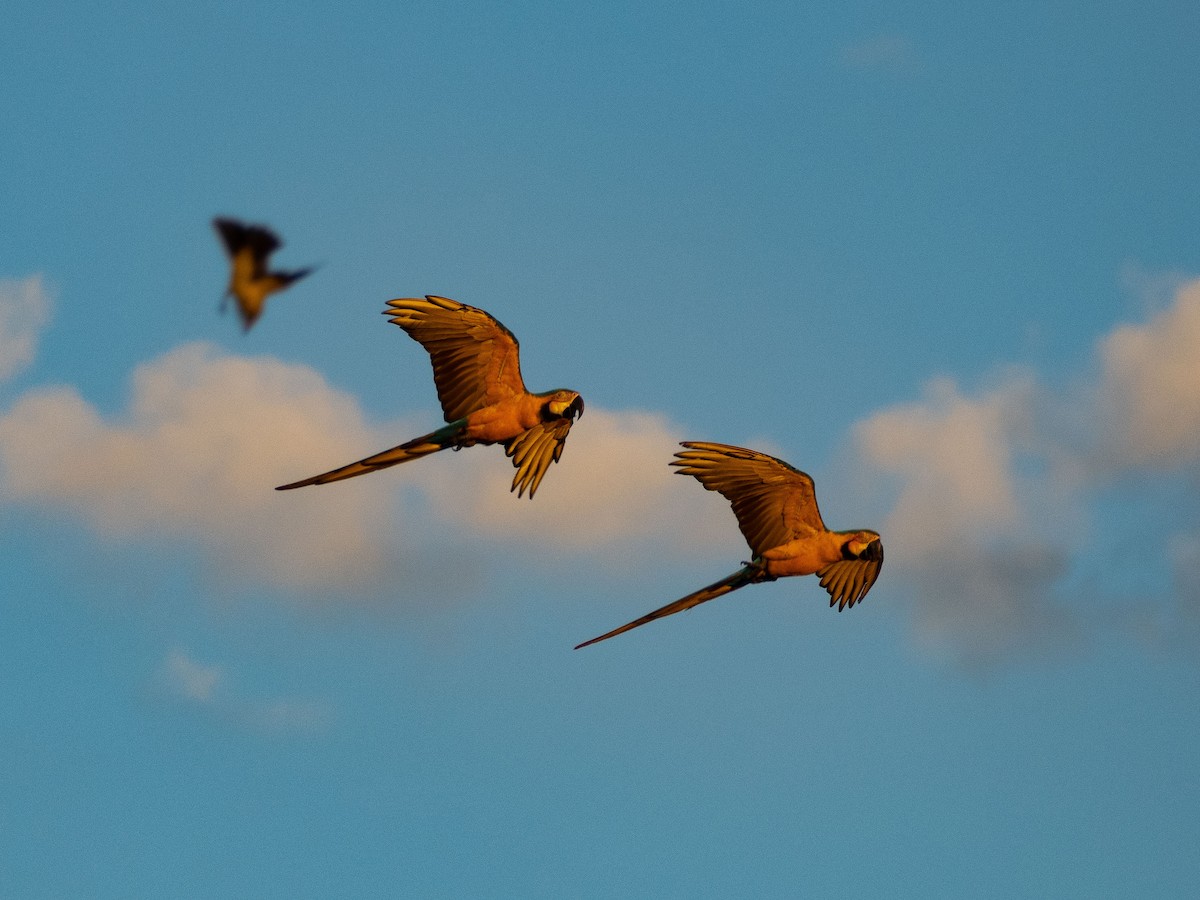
xmin=576 ymin=442 xmax=882 ymax=648
xmin=277 ymin=295 xmax=584 ymax=499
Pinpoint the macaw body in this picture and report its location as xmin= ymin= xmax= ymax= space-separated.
xmin=277 ymin=295 xmax=583 ymax=498
xmin=213 ymin=217 xmax=312 ymax=331
xmin=575 ymin=442 xmax=883 ymax=648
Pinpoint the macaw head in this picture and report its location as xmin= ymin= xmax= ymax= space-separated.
xmin=840 ymin=531 xmax=883 ymax=561
xmin=545 ymin=390 xmax=585 ymax=420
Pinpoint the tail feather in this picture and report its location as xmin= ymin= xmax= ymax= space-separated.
xmin=275 ymin=422 xmax=464 ymax=490
xmin=574 ymin=564 xmax=762 ymax=649
xmin=279 ymin=267 xmax=314 ymax=288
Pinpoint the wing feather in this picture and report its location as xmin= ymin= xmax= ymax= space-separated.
xmin=213 ymin=218 xmax=280 ymax=273
xmin=671 ymin=441 xmax=826 ymax=556
xmin=384 ymin=296 xmax=526 ymax=422
xmin=816 ymin=557 xmax=883 ymax=611
xmin=505 ymin=419 xmax=574 ymax=498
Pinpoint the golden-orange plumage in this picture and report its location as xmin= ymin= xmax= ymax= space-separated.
xmin=213 ymin=217 xmax=313 ymax=331
xmin=575 ymin=442 xmax=882 ymax=648
xmin=276 ymin=296 xmax=582 ymax=498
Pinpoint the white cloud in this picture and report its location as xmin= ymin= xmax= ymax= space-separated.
xmin=162 ymin=648 xmax=330 ymax=733
xmin=0 ymin=274 xmax=52 ymax=382
xmin=855 ymin=376 xmax=1032 ymax=560
xmin=422 ymin=408 xmax=733 ymax=561
xmin=853 ymin=375 xmax=1079 ymax=661
xmin=10 ymin=273 xmax=1199 ymax=661
xmin=0 ymin=342 xmax=399 ymax=591
xmin=851 ymin=276 xmax=1200 ymax=662
xmin=0 ymin=341 xmax=730 ymax=598
xmin=1092 ymin=280 xmax=1200 ymax=470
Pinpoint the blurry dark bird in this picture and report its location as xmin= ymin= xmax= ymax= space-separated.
xmin=575 ymin=441 xmax=882 ymax=649
xmin=277 ymin=295 xmax=584 ymax=498
xmin=213 ymin=217 xmax=313 ymax=331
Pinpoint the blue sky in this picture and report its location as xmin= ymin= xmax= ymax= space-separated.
xmin=3 ymin=1 xmax=1199 ymax=896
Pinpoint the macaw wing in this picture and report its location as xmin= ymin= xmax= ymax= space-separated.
xmin=213 ymin=218 xmax=280 ymax=271
xmin=671 ymin=441 xmax=826 ymax=557
xmin=385 ymin=295 xmax=526 ymax=422
xmin=504 ymin=418 xmax=574 ymax=499
xmin=816 ymin=555 xmax=883 ymax=611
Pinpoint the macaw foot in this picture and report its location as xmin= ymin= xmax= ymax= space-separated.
xmin=742 ymin=558 xmax=774 ymax=582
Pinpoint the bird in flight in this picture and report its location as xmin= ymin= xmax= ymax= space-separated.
xmin=277 ymin=295 xmax=584 ymax=498
xmin=575 ymin=441 xmax=883 ymax=649
xmin=213 ymin=217 xmax=313 ymax=331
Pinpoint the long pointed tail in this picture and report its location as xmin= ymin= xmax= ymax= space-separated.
xmin=574 ymin=563 xmax=764 ymax=650
xmin=275 ymin=422 xmax=465 ymax=490
xmin=280 ymin=266 xmax=315 ymax=288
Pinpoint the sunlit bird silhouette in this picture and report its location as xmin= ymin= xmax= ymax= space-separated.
xmin=575 ymin=441 xmax=883 ymax=649
xmin=277 ymin=295 xmax=584 ymax=498
xmin=213 ymin=217 xmax=313 ymax=331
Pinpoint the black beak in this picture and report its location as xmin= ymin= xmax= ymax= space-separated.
xmin=862 ymin=539 xmax=884 ymax=562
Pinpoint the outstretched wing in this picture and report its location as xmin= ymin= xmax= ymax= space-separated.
xmin=504 ymin=418 xmax=574 ymax=498
xmin=816 ymin=552 xmax=883 ymax=611
xmin=213 ymin=218 xmax=280 ymax=274
xmin=671 ymin=441 xmax=826 ymax=557
xmin=384 ymin=296 xmax=526 ymax=422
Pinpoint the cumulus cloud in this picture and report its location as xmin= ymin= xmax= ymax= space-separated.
xmin=856 ymin=376 xmax=1032 ymax=559
xmin=853 ymin=375 xmax=1080 ymax=662
xmin=9 ymin=269 xmax=1199 ymax=661
xmin=423 ymin=408 xmax=732 ymax=561
xmin=0 ymin=335 xmax=728 ymax=598
xmin=162 ymin=648 xmax=330 ymax=733
xmin=0 ymin=274 xmax=52 ymax=382
xmin=0 ymin=342 xmax=402 ymax=591
xmin=852 ymin=276 xmax=1200 ymax=663
xmin=1091 ymin=280 xmax=1200 ymax=471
